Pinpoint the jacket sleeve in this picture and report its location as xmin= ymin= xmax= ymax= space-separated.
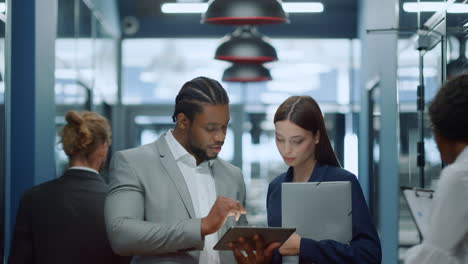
xmin=104 ymin=151 xmax=205 ymax=256
xmin=8 ymin=190 xmax=34 ymax=264
xmin=298 ymin=176 xmax=382 ymax=264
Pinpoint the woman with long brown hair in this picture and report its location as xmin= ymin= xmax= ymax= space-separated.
xmin=265 ymin=96 xmax=381 ymax=263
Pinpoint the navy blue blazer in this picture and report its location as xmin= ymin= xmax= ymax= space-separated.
xmin=267 ymin=163 xmax=381 ymax=264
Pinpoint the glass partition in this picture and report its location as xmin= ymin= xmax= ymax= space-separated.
xmin=397 ymin=38 xmax=444 ymax=258
xmin=0 ymin=2 xmax=6 ymax=258
xmin=122 ymin=38 xmax=355 ymax=105
xmin=93 ymin=18 xmax=118 ymax=105
xmin=55 ymin=0 xmax=118 ymax=177
xmin=56 ymin=0 xmax=93 ymax=108
xmin=368 ymin=80 xmax=381 ymax=227
xmin=397 ymin=0 xmax=467 ymax=261
xmin=446 ymin=0 xmax=468 ymax=79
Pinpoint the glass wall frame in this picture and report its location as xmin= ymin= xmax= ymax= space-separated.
xmin=55 ymin=0 xmax=119 ymax=177
xmin=0 ymin=1 xmax=6 ymax=258
xmin=395 ymin=1 xmax=467 ymax=261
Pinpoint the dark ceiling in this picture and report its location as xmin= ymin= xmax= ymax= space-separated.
xmin=117 ymin=0 xmax=359 ymax=38
xmin=116 ymin=0 xmax=454 ymax=39
xmin=53 ymin=0 xmax=466 ymax=39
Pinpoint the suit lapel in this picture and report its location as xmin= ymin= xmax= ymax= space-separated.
xmin=211 ymin=160 xmax=226 ymax=197
xmin=212 ymin=161 xmax=245 ymax=236
xmin=211 ymin=161 xmax=230 ymax=236
xmin=155 ymin=135 xmax=196 ymax=218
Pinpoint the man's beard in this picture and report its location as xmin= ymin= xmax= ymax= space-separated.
xmin=187 ymin=139 xmax=217 ymax=162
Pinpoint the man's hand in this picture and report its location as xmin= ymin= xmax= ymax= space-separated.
xmin=229 ymin=234 xmax=281 ymax=264
xmin=278 ymin=232 xmax=301 ymax=256
xmin=201 ymin=196 xmax=247 ymax=236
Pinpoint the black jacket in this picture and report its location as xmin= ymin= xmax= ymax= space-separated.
xmin=8 ymin=169 xmax=130 ymax=264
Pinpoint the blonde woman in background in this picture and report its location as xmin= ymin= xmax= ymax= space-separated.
xmin=9 ymin=111 xmax=129 ymax=264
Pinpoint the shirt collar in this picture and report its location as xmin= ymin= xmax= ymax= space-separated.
xmin=68 ymin=166 xmax=99 ymax=175
xmin=455 ymin=146 xmax=468 ymax=164
xmin=165 ymin=130 xmax=215 ymax=167
xmin=166 ymin=129 xmax=191 ymax=161
xmin=284 ymin=162 xmax=327 ymax=183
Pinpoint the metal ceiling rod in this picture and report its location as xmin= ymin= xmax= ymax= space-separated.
xmin=416 ymin=35 xmax=430 ymax=188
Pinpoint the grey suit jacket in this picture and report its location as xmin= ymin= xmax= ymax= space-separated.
xmin=105 ymin=133 xmax=248 ymax=264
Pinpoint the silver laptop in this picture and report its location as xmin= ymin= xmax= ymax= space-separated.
xmin=281 ymin=181 xmax=352 ymax=243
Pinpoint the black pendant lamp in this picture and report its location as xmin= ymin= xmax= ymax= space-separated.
xmin=215 ymin=26 xmax=277 ymax=63
xmin=223 ymin=63 xmax=272 ymax=82
xmin=202 ymin=0 xmax=289 ymax=25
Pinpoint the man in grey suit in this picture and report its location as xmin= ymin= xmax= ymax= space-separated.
xmin=105 ymin=77 xmax=248 ymax=264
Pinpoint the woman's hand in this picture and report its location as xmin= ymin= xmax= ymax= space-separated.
xmin=278 ymin=232 xmax=301 ymax=256
xmin=229 ymin=234 xmax=281 ymax=264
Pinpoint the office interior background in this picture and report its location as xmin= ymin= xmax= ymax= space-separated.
xmin=0 ymin=0 xmax=467 ymax=262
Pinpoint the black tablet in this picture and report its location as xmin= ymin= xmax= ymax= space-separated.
xmin=213 ymin=226 xmax=296 ymax=250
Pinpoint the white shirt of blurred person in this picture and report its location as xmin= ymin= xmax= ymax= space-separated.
xmin=405 ymin=74 xmax=468 ymax=264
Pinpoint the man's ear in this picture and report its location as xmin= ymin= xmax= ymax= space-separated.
xmin=176 ymin=113 xmax=190 ymax=129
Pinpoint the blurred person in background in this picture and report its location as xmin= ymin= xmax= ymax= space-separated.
xmin=9 ymin=111 xmax=129 ymax=264
xmin=405 ymin=74 xmax=468 ymax=264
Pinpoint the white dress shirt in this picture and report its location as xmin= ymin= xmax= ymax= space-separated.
xmin=68 ymin=166 xmax=99 ymax=174
xmin=165 ymin=130 xmax=220 ymax=264
xmin=405 ymin=146 xmax=468 ymax=264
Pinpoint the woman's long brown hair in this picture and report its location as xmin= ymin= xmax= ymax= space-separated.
xmin=274 ymin=96 xmax=341 ymax=167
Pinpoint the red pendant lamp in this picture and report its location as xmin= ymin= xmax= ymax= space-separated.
xmin=215 ymin=26 xmax=278 ymax=63
xmin=222 ymin=63 xmax=272 ymax=82
xmin=202 ymin=0 xmax=289 ymax=25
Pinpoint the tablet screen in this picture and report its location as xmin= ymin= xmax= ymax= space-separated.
xmin=213 ymin=226 xmax=296 ymax=250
